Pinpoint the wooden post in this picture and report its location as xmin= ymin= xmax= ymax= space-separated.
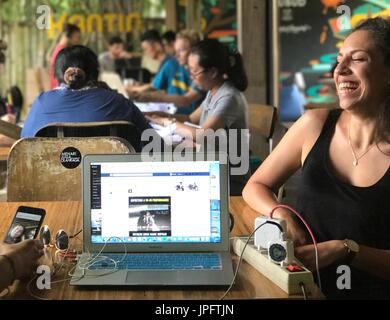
xmin=165 ymin=0 xmax=177 ymax=31
xmin=237 ymin=0 xmax=267 ymax=104
xmin=185 ymin=0 xmax=201 ymax=32
xmin=186 ymin=0 xmax=195 ymax=29
xmin=271 ymin=0 xmax=280 ymax=109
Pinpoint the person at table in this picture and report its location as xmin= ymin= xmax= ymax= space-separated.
xmin=243 ymin=17 xmax=390 ymax=299
xmin=134 ymin=29 xmax=204 ymax=115
xmin=21 ymin=45 xmax=153 ymax=151
xmin=128 ymin=30 xmax=195 ymax=115
xmin=162 ymin=30 xmax=176 ymax=56
xmin=0 ymin=240 xmax=43 ymax=292
xmin=49 ymin=23 xmax=81 ymax=89
xmin=147 ymin=39 xmax=250 ymax=195
xmin=98 ymin=36 xmax=134 ymax=73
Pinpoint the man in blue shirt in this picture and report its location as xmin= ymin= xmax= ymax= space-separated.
xmin=130 ymin=30 xmax=203 ymax=114
xmin=128 ymin=30 xmax=197 ymax=115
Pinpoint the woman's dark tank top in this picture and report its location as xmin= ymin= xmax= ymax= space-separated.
xmin=296 ymin=109 xmax=390 ymax=299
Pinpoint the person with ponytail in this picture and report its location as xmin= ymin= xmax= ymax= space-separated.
xmin=21 ymin=45 xmax=152 ymax=150
xmin=146 ymin=39 xmax=250 ymax=195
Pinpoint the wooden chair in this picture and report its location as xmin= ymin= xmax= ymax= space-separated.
xmin=7 ymin=137 xmax=134 ymax=202
xmin=35 ymin=121 xmax=142 ymax=152
xmin=249 ymin=104 xmax=277 ymax=172
xmin=248 ymin=104 xmax=283 ymax=200
xmin=249 ymin=104 xmax=277 ymax=155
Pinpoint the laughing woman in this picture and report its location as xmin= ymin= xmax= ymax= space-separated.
xmin=243 ymin=17 xmax=390 ymax=299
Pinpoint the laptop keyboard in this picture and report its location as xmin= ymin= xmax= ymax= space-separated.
xmin=88 ymin=253 xmax=222 ymax=270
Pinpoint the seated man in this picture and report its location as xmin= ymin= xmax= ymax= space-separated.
xmin=134 ymin=29 xmax=204 ymax=115
xmin=161 ymin=30 xmax=176 ymax=56
xmin=128 ymin=30 xmax=195 ymax=115
xmin=98 ymin=36 xmax=133 ymax=73
xmin=21 ymin=45 xmax=153 ymax=151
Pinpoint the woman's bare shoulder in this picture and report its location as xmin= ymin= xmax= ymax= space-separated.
xmin=284 ymin=109 xmax=332 ymax=140
xmin=297 ymin=109 xmax=332 ymax=130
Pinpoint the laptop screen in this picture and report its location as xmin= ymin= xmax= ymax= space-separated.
xmin=89 ymin=161 xmax=221 ymax=244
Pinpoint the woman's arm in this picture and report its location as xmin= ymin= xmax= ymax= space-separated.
xmin=0 ymin=255 xmax=14 ymax=291
xmin=295 ymin=241 xmax=390 ymax=280
xmin=137 ymin=90 xmax=201 ymax=108
xmin=170 ymin=114 xmax=225 ymax=141
xmin=353 ymin=246 xmax=390 ymax=280
xmin=242 ymin=110 xmax=330 ymax=244
xmin=144 ymin=112 xmax=191 ymax=124
xmin=0 ymin=240 xmax=44 ymax=291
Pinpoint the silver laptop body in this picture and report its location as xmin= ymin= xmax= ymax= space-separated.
xmin=70 ymin=153 xmax=234 ymax=286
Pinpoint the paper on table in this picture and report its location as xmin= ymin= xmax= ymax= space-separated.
xmin=135 ymin=102 xmax=177 ymax=115
xmin=150 ymin=123 xmax=183 ymax=145
xmin=183 ymin=121 xmax=202 ymax=129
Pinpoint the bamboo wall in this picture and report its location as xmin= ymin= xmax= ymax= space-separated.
xmin=0 ymin=0 xmax=165 ymax=115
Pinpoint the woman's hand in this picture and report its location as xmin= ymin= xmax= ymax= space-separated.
xmin=295 ymin=240 xmax=347 ymax=272
xmin=143 ymin=111 xmax=170 ymax=118
xmin=273 ymin=209 xmax=308 ymax=246
xmin=145 ymin=114 xmax=174 ymax=127
xmin=1 ymin=240 xmax=44 ymax=280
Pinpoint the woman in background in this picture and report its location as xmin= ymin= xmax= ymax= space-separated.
xmin=147 ymin=39 xmax=250 ymax=195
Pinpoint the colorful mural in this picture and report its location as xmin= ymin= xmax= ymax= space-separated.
xmin=280 ymin=0 xmax=390 ymax=104
xmin=177 ymin=0 xmax=237 ymax=49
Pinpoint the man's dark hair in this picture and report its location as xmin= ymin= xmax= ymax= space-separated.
xmin=108 ymin=36 xmax=124 ymax=46
xmin=140 ymin=29 xmax=162 ymax=44
xmin=162 ymin=31 xmax=176 ymax=43
xmin=63 ymin=23 xmax=81 ymax=38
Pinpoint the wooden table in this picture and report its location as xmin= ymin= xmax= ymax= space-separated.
xmin=0 ymin=198 xmax=324 ymax=300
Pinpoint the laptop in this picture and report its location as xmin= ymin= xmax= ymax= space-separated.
xmin=70 ymin=153 xmax=234 ymax=286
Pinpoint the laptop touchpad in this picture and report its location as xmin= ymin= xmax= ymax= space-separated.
xmin=126 ymin=271 xmax=179 ymax=285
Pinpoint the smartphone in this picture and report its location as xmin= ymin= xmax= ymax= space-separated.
xmin=4 ymin=206 xmax=46 ymax=244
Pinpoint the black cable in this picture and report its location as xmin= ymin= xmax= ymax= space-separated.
xmin=70 ymin=229 xmax=82 ymax=239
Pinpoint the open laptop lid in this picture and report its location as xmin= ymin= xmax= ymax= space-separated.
xmin=82 ymin=153 xmax=230 ymax=253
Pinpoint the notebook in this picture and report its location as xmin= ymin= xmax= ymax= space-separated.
xmin=70 ymin=153 xmax=234 ymax=286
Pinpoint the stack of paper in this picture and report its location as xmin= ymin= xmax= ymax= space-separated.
xmin=135 ymin=102 xmax=177 ymax=115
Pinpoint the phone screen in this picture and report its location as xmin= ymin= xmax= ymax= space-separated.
xmin=4 ymin=208 xmax=45 ymax=244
